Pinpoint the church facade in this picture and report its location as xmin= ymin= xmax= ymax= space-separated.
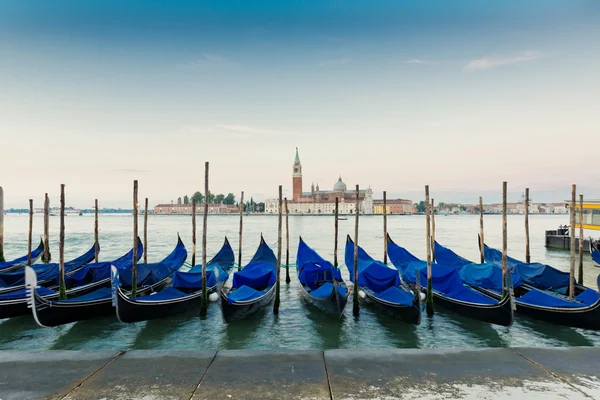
xmin=265 ymin=148 xmax=373 ymax=215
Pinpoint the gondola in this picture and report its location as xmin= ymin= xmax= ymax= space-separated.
xmin=435 ymin=241 xmax=600 ymax=330
xmin=591 ymin=240 xmax=600 ymax=268
xmin=344 ymin=236 xmax=421 ymax=324
xmin=0 ymin=241 xmax=99 ymax=295
xmin=219 ymin=236 xmax=277 ymax=323
xmin=115 ymin=237 xmax=234 ymax=323
xmin=26 ymin=237 xmax=185 ymax=327
xmin=386 ymin=235 xmax=512 ymax=326
xmin=0 ymin=239 xmax=45 ymax=273
xmin=0 ymin=242 xmax=102 ymax=319
xmin=296 ymin=237 xmax=348 ymax=317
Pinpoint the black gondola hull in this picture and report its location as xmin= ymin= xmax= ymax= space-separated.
xmin=0 ymin=276 xmax=113 ymax=319
xmin=31 ymin=279 xmax=171 ymax=327
xmin=429 ymin=289 xmax=513 ymax=327
xmin=220 ymin=286 xmax=275 ymax=323
xmin=473 ymin=286 xmax=600 ymax=330
xmin=360 ymin=287 xmax=422 ymax=325
xmin=299 ymin=284 xmax=348 ymax=317
xmin=115 ymin=285 xmax=217 ymax=323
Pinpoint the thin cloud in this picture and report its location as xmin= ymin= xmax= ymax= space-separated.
xmin=465 ymin=52 xmax=541 ymax=71
xmin=319 ymin=58 xmax=351 ymax=67
xmin=216 ymin=124 xmax=280 ymax=137
xmin=182 ymin=54 xmax=236 ymax=69
xmin=108 ymin=168 xmax=150 ymax=173
xmin=406 ymin=59 xmax=430 ymax=64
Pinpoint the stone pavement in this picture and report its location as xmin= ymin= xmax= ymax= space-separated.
xmin=1 ymin=347 xmax=599 ymax=399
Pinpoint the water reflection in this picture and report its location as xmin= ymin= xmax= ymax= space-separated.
xmin=516 ymin=315 xmax=594 ymax=347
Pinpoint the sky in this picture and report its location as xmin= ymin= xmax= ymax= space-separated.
xmin=1 ymin=1 xmax=599 ymax=208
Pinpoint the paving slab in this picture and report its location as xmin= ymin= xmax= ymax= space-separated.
xmin=0 ymin=350 xmax=118 ymax=400
xmin=64 ymin=350 xmax=217 ymax=400
xmin=193 ymin=350 xmax=330 ymax=400
xmin=515 ymin=347 xmax=600 ymax=398
xmin=325 ymin=348 xmax=588 ymax=399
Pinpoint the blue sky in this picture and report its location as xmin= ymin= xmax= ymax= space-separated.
xmin=1 ymin=1 xmax=599 ymax=207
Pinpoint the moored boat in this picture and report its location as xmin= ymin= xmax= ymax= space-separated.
xmin=591 ymin=241 xmax=600 ymax=267
xmin=0 ymin=242 xmax=99 ymax=295
xmin=296 ymin=237 xmax=348 ymax=317
xmin=387 ymin=235 xmax=513 ymax=326
xmin=345 ymin=236 xmax=421 ymax=324
xmin=0 ymin=239 xmax=45 ymax=273
xmin=219 ymin=236 xmax=277 ymax=323
xmin=115 ymin=237 xmax=234 ymax=323
xmin=26 ymin=237 xmax=185 ymax=327
xmin=435 ymin=241 xmax=600 ymax=330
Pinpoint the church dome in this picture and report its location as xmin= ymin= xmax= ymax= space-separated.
xmin=334 ymin=176 xmax=347 ymax=192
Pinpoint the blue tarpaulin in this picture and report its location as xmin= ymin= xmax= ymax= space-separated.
xmin=387 ymin=238 xmax=497 ymax=305
xmin=484 ymin=244 xmax=571 ymax=289
xmin=0 ymin=239 xmax=45 ymax=271
xmin=172 ymin=237 xmax=234 ymax=290
xmin=296 ymin=238 xmax=344 ymax=294
xmin=227 ymin=237 xmax=277 ymax=304
xmin=344 ymin=236 xmax=414 ymax=306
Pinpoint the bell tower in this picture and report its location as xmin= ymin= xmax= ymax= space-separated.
xmin=292 ymin=147 xmax=302 ymax=201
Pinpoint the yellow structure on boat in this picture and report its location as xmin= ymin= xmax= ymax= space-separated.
xmin=574 ymin=199 xmax=600 ymax=231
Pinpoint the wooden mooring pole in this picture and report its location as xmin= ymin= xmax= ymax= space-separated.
xmin=59 ymin=185 xmax=66 ymax=300
xmin=431 ymin=198 xmax=436 ymax=263
xmin=479 ymin=196 xmax=485 ymax=264
xmin=43 ymin=193 xmax=51 ymax=263
xmin=569 ymin=184 xmax=576 ymax=301
xmin=353 ymin=185 xmax=360 ymax=317
xmin=200 ymin=162 xmax=209 ymax=314
xmin=383 ymin=191 xmax=387 ymax=264
xmin=238 ymin=191 xmax=244 ymax=271
xmin=27 ymin=199 xmax=33 ymax=267
xmin=525 ymin=188 xmax=530 ymax=263
xmin=334 ymin=198 xmax=339 ymax=267
xmin=132 ymin=180 xmax=138 ymax=298
xmin=192 ymin=198 xmax=196 ymax=267
xmin=285 ymin=197 xmax=290 ymax=284
xmin=0 ymin=186 xmax=4 ymax=262
xmin=502 ymin=182 xmax=508 ymax=299
xmin=425 ymin=186 xmax=434 ymax=316
xmin=274 ymin=185 xmax=282 ymax=314
xmin=94 ymin=199 xmax=99 ymax=262
xmin=143 ymin=198 xmax=148 ymax=264
xmin=578 ymin=194 xmax=584 ymax=285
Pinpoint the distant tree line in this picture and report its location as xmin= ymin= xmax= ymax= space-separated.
xmin=174 ymin=193 xmax=265 ymax=212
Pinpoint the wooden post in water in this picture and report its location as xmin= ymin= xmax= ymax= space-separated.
xmin=191 ymin=198 xmax=196 ymax=267
xmin=425 ymin=186 xmax=434 ymax=316
xmin=43 ymin=193 xmax=51 ymax=263
xmin=27 ymin=199 xmax=33 ymax=267
xmin=285 ymin=197 xmax=290 ymax=284
xmin=431 ymin=198 xmax=436 ymax=263
xmin=569 ymin=184 xmax=576 ymax=301
xmin=132 ymin=180 xmax=138 ymax=298
xmin=383 ymin=191 xmax=388 ymax=264
xmin=94 ymin=199 xmax=99 ymax=262
xmin=274 ymin=185 xmax=282 ymax=314
xmin=0 ymin=187 xmax=4 ymax=263
xmin=524 ymin=188 xmax=530 ymax=264
xmin=58 ymin=185 xmax=66 ymax=300
xmin=578 ymin=194 xmax=584 ymax=285
xmin=334 ymin=198 xmax=339 ymax=267
xmin=238 ymin=191 xmax=244 ymax=271
xmin=353 ymin=185 xmax=360 ymax=316
xmin=200 ymin=162 xmax=209 ymax=314
xmin=479 ymin=196 xmax=485 ymax=264
xmin=502 ymin=182 xmax=508 ymax=299
xmin=143 ymin=198 xmax=148 ymax=264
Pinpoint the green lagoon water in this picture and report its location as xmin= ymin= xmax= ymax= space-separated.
xmin=1 ymin=213 xmax=599 ymax=350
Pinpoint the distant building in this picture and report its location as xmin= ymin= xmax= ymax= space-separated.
xmin=154 ymin=203 xmax=238 ymax=215
xmin=372 ymin=199 xmax=413 ymax=214
xmin=265 ymin=148 xmax=373 ymax=215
